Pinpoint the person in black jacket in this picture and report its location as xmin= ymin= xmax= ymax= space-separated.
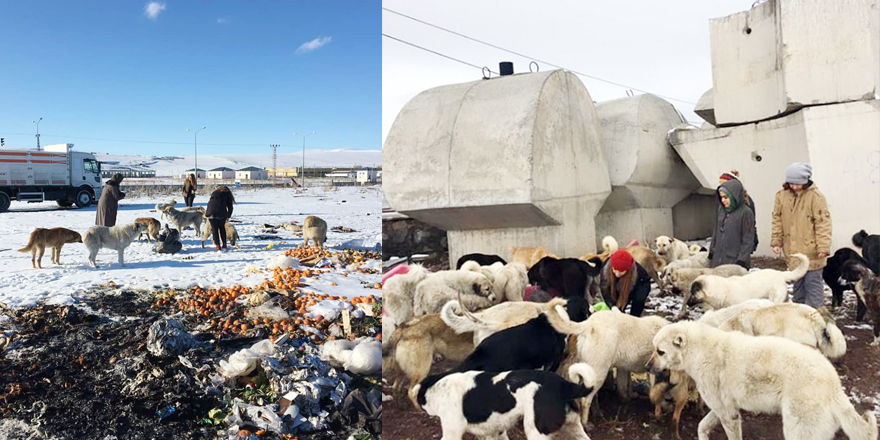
xmin=183 ymin=174 xmax=197 ymax=207
xmin=599 ymin=250 xmax=652 ymax=316
xmin=205 ymin=186 xmax=235 ymax=251
xmin=708 ymin=178 xmax=757 ymax=269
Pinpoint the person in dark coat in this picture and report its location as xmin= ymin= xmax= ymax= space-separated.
xmin=95 ymin=173 xmax=125 ymax=226
xmin=599 ymin=250 xmax=652 ymax=316
xmin=183 ymin=174 xmax=197 ymax=207
xmin=205 ymin=186 xmax=235 ymax=251
xmin=718 ymin=170 xmax=758 ymax=252
xmin=708 ymin=177 xmax=757 ymax=269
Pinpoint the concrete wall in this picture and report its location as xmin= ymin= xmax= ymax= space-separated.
xmin=710 ymin=0 xmax=880 ymax=125
xmin=672 ymin=193 xmax=716 ymax=241
xmin=384 ymin=70 xmax=612 ymax=263
xmin=594 ymin=94 xmax=701 ymax=248
xmin=672 ymin=100 xmax=880 ymax=255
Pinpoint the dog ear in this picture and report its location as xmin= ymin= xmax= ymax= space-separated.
xmin=690 ymin=280 xmax=702 ymax=296
xmin=672 ymin=334 xmax=685 ymax=348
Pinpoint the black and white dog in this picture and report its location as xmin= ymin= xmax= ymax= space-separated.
xmin=453 ymin=313 xmax=567 ymax=374
xmin=456 ymin=253 xmax=508 ymax=270
xmin=414 ymin=364 xmax=597 ymax=440
xmin=823 ymin=247 xmax=870 ymax=310
xmin=527 ymin=256 xmax=603 ymax=322
xmin=852 ymin=230 xmax=880 ymax=273
xmin=839 ymin=260 xmax=880 ymax=346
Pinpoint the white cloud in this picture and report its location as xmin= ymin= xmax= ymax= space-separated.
xmin=144 ymin=2 xmax=166 ymax=20
xmin=296 ymin=36 xmax=332 ymax=54
xmin=217 ymin=18 xmax=229 ymax=24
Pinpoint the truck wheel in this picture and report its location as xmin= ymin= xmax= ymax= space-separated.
xmin=74 ymin=189 xmax=93 ymax=208
xmin=0 ymin=192 xmax=9 ymax=213
xmin=57 ymin=200 xmax=74 ymax=207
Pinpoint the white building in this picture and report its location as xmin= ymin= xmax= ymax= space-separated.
xmin=357 ymin=168 xmax=378 ymax=184
xmin=235 ymin=166 xmax=267 ymax=180
xmin=182 ymin=168 xmax=206 ymax=179
xmin=207 ymin=167 xmax=235 ymax=179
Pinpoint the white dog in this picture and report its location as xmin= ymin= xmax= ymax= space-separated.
xmin=83 ymin=222 xmax=148 ymax=268
xmin=655 ymin=235 xmax=691 ymax=264
xmin=460 ymin=260 xmax=529 ymax=302
xmin=383 ymin=264 xmax=431 ymax=326
xmin=413 ymin=363 xmax=597 ymax=440
xmin=661 ymin=251 xmax=711 ymax=279
xmin=690 ymin=253 xmax=809 ymax=310
xmin=648 ymin=321 xmax=877 ymax=440
xmin=412 ymin=270 xmax=497 ymax=316
xmin=441 ymin=298 xmax=567 ymax=345
xmin=670 ymin=264 xmax=749 ymax=319
xmin=158 ymin=204 xmax=204 ymax=236
xmin=545 ymin=306 xmax=669 ymax=426
xmin=700 ymin=299 xmax=847 ymax=359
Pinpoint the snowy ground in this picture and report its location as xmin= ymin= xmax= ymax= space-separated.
xmin=0 ymin=186 xmax=382 ymax=308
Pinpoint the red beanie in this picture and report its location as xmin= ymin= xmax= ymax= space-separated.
xmin=610 ymin=250 xmax=634 ymax=272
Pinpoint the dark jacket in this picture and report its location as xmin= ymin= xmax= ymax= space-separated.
xmin=709 ymin=179 xmax=756 ymax=269
xmin=599 ymin=260 xmax=652 ymax=316
xmin=205 ymin=189 xmax=234 ymax=219
xmin=95 ymin=180 xmax=125 ymax=226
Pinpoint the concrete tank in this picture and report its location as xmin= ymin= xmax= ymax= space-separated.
xmin=383 ymin=70 xmax=611 ymax=265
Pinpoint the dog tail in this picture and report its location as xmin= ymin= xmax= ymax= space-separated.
xmin=783 ymin=253 xmax=810 ymax=282
xmin=602 ymin=236 xmax=619 ymax=254
xmin=688 ymin=244 xmax=703 ymax=255
xmin=567 ymin=363 xmax=597 ymax=399
xmin=440 ymin=298 xmax=490 ymax=334
xmin=815 ymin=315 xmax=847 ymax=360
xmin=852 ymin=230 xmax=868 ymax=248
xmin=544 ymin=302 xmax=588 ymax=335
xmin=835 ymin=399 xmax=877 ymax=440
xmin=18 ymin=229 xmax=42 ymax=252
xmin=459 ymin=260 xmax=481 ymax=273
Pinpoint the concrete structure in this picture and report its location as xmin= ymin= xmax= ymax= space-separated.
xmin=207 ymin=167 xmax=235 ymax=179
xmin=384 ymin=70 xmax=612 ymax=265
xmin=709 ymin=0 xmax=880 ymax=125
xmin=183 ymin=168 xmax=206 ymax=179
xmin=357 ymin=168 xmax=378 ymax=184
xmin=594 ymin=95 xmax=703 ymax=248
xmin=672 ymin=100 xmax=880 ymax=255
xmin=235 ymin=166 xmax=267 ymax=180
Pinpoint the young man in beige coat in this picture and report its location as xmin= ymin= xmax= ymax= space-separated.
xmin=770 ymin=162 xmax=832 ymax=308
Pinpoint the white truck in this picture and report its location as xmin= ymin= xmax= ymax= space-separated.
xmin=0 ymin=143 xmax=103 ymax=212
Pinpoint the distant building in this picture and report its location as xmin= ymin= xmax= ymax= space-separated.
xmin=357 ymin=168 xmax=378 ymax=184
xmin=182 ymin=168 xmax=207 ymax=179
xmin=102 ymin=165 xmax=156 ymax=178
xmin=267 ymin=167 xmax=299 ymax=178
xmin=236 ymin=166 xmax=267 ymax=180
xmin=207 ymin=167 xmax=235 ymax=179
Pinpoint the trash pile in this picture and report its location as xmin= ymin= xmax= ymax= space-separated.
xmin=0 ymin=248 xmax=383 ymax=440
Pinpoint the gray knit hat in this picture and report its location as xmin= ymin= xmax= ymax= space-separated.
xmin=785 ymin=162 xmax=811 ymax=184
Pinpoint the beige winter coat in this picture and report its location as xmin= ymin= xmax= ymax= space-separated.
xmin=770 ymin=184 xmax=832 ymax=271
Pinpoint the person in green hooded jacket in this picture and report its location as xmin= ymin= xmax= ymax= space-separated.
xmin=708 ymin=178 xmax=756 ymax=269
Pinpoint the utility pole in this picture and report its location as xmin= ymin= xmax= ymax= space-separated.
xmin=270 ymin=144 xmax=280 ymax=186
xmin=33 ymin=117 xmax=42 ymax=151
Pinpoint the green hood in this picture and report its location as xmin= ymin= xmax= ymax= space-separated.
xmin=718 ymin=179 xmax=744 ymax=212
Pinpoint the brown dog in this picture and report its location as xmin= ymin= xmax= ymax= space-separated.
xmin=201 ymin=220 xmax=240 ymax=248
xmin=18 ymin=227 xmax=83 ymax=268
xmin=135 ymin=217 xmax=161 ymax=242
xmin=626 ymin=246 xmax=666 ymax=289
xmin=382 ymin=313 xmax=474 ymax=408
xmin=650 ymin=370 xmax=699 ymax=440
xmin=509 ymin=246 xmax=558 ymax=268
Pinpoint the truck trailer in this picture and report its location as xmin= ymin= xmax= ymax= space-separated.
xmin=0 ymin=143 xmax=103 ymax=212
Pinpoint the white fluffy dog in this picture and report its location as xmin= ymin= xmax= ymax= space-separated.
xmin=441 ymin=298 xmax=567 ymax=345
xmin=648 ymin=321 xmax=877 ymax=440
xmin=413 ymin=363 xmax=597 ymax=440
xmin=460 ymin=260 xmax=529 ymax=302
xmin=412 ymin=270 xmax=497 ymax=316
xmin=545 ymin=306 xmax=669 ymax=426
xmin=690 ymin=253 xmax=809 ymax=310
xmin=700 ymin=299 xmax=847 ymax=359
xmin=661 ymin=251 xmax=711 ymax=279
xmin=83 ymin=222 xmax=148 ymax=268
xmin=383 ymin=264 xmax=431 ymax=326
xmin=670 ymin=264 xmax=749 ymax=319
xmin=655 ymin=235 xmax=691 ymax=264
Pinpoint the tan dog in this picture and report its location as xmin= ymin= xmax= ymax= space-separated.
xmin=302 ymin=215 xmax=327 ymax=247
xmin=18 ymin=227 xmax=83 ymax=268
xmin=649 ymin=369 xmax=698 ymax=440
xmin=625 ymin=245 xmax=666 ymax=289
xmin=200 ymin=220 xmax=240 ymax=248
xmin=382 ymin=313 xmax=474 ymax=408
xmin=135 ymin=217 xmax=161 ymax=243
xmin=441 ymin=296 xmax=568 ymax=345
xmin=509 ymin=246 xmax=557 ymax=268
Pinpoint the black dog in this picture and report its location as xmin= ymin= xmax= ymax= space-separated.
xmin=823 ymin=248 xmax=870 ymax=311
xmin=839 ymin=260 xmax=880 ymax=343
xmin=852 ymin=230 xmax=880 ymax=273
xmin=456 ymin=253 xmax=507 ymax=270
xmin=527 ymin=256 xmax=603 ymax=322
xmin=453 ymin=314 xmax=567 ymax=374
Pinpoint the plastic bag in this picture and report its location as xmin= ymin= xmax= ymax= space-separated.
xmin=218 ymin=340 xmax=277 ymax=378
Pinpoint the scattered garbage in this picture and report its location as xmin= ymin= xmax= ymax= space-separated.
xmin=266 ymin=255 xmax=303 ymax=270
xmin=321 ymin=337 xmax=382 ymax=376
xmin=146 ymin=318 xmax=206 ymax=357
xmin=153 ymin=224 xmax=183 ymax=254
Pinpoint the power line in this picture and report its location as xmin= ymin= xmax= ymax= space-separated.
xmin=383 ymin=7 xmax=697 ymax=106
xmin=0 ymin=132 xmax=288 ymax=147
xmin=383 ymin=33 xmax=498 ymax=75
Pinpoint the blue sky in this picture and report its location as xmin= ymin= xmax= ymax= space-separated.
xmin=0 ymin=1 xmax=380 ymax=155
